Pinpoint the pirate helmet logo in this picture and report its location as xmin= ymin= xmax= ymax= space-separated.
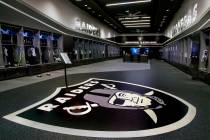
xmin=3 ymin=78 xmax=196 ymax=138
xmin=84 ymin=89 xmax=166 ymax=123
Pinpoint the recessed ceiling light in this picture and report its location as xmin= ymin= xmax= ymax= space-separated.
xmin=166 ymin=9 xmax=170 ymax=12
xmin=106 ymin=0 xmax=152 ymax=7
xmin=92 ymin=11 xmax=95 ymax=13
xmin=84 ymin=4 xmax=87 ymax=7
xmin=125 ymin=10 xmax=129 ymax=13
xmin=98 ymin=14 xmax=101 ymax=17
xmin=87 ymin=7 xmax=92 ymax=10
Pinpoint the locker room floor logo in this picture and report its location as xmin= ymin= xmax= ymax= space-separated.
xmin=3 ymin=78 xmax=196 ymax=138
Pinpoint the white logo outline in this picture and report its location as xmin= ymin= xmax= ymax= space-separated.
xmin=3 ymin=78 xmax=196 ymax=138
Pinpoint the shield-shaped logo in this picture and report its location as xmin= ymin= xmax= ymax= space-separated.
xmin=3 ymin=78 xmax=196 ymax=138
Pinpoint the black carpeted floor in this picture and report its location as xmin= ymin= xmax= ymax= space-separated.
xmin=0 ymin=60 xmax=210 ymax=140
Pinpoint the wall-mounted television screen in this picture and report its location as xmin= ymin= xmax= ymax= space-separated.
xmin=130 ymin=48 xmax=140 ymax=56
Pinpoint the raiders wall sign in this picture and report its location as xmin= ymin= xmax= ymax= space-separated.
xmin=3 ymin=78 xmax=196 ymax=138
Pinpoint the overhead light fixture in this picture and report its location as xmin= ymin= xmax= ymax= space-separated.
xmin=123 ymin=23 xmax=150 ymax=26
xmin=118 ymin=16 xmax=151 ymax=20
xmin=125 ymin=25 xmax=150 ymax=28
xmin=84 ymin=5 xmax=87 ymax=7
xmin=166 ymin=9 xmax=170 ymax=12
xmin=87 ymin=7 xmax=92 ymax=10
xmin=98 ymin=14 xmax=101 ymax=17
xmin=106 ymin=0 xmax=152 ymax=7
xmin=141 ymin=16 xmax=151 ymax=19
xmin=118 ymin=17 xmax=140 ymax=20
xmin=121 ymin=19 xmax=150 ymax=23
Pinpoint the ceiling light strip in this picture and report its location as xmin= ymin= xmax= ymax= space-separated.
xmin=118 ymin=17 xmax=151 ymax=21
xmin=125 ymin=25 xmax=151 ymax=28
xmin=121 ymin=20 xmax=150 ymax=23
xmin=123 ymin=23 xmax=150 ymax=26
xmin=118 ymin=17 xmax=140 ymax=20
xmin=141 ymin=16 xmax=151 ymax=19
xmin=106 ymin=0 xmax=152 ymax=7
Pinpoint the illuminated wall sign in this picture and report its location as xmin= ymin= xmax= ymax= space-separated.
xmin=167 ymin=3 xmax=198 ymax=38
xmin=4 ymin=78 xmax=196 ymax=138
xmin=75 ymin=18 xmax=101 ymax=37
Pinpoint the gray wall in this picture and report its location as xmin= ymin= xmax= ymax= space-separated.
xmin=19 ymin=0 xmax=117 ymax=39
xmin=0 ymin=2 xmax=59 ymax=33
xmin=165 ymin=0 xmax=210 ymax=38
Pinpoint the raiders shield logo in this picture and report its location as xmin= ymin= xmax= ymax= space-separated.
xmin=3 ymin=78 xmax=196 ymax=138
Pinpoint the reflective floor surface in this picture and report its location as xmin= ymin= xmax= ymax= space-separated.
xmin=0 ymin=59 xmax=210 ymax=140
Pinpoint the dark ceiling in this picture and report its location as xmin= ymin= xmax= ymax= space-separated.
xmin=70 ymin=0 xmax=183 ymax=34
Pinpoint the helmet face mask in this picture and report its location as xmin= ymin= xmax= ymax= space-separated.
xmin=109 ymin=91 xmax=152 ymax=108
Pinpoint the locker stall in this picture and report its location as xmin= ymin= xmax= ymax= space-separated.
xmin=0 ymin=22 xmax=63 ymax=68
xmin=0 ymin=24 xmax=20 ymax=67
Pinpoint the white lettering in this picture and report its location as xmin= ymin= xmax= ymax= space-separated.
xmin=79 ymin=86 xmax=90 ymax=90
xmin=70 ymin=89 xmax=83 ymax=94
xmin=75 ymin=20 xmax=100 ymax=37
xmin=55 ymin=97 xmax=71 ymax=104
xmin=192 ymin=3 xmax=198 ymax=22
xmin=84 ymin=83 xmax=96 ymax=87
xmin=167 ymin=3 xmax=198 ymax=38
xmin=37 ymin=104 xmax=59 ymax=112
xmin=64 ymin=93 xmax=76 ymax=97
xmin=37 ymin=81 xmax=99 ymax=113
